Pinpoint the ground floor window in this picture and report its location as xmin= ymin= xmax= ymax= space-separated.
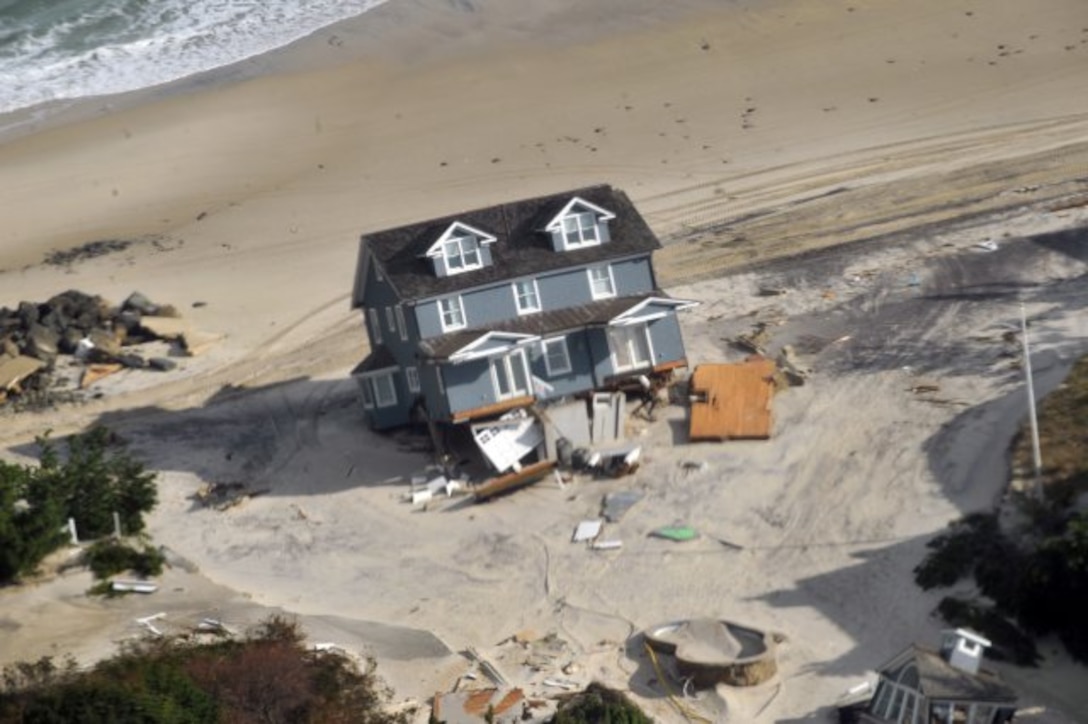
xmin=608 ymin=323 xmax=652 ymax=371
xmin=358 ymin=370 xmax=398 ymax=409
xmin=542 ymin=337 xmax=572 ymax=376
xmin=406 ymin=366 xmax=420 ymax=393
xmin=490 ymin=350 xmax=530 ymax=400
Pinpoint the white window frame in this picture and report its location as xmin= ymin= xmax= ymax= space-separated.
xmin=443 ymin=235 xmax=482 ymax=273
xmin=489 ymin=350 xmax=531 ymax=401
xmin=360 ymin=378 xmax=375 ymax=409
xmin=367 ymin=308 xmax=382 ymax=344
xmin=588 ymin=264 xmax=616 ymax=300
xmin=371 ymin=371 xmax=398 ymax=408
xmin=562 ymin=211 xmax=600 ymax=248
xmin=438 ymin=295 xmax=466 ymax=331
xmin=513 ymin=279 xmax=541 ymax=315
xmin=395 ymin=305 xmax=408 ymax=341
xmin=386 ymin=306 xmax=397 ymax=333
xmin=542 ymin=337 xmax=572 ymax=376
xmin=405 ymin=366 xmax=420 ymax=393
xmin=608 ymin=323 xmax=653 ymax=372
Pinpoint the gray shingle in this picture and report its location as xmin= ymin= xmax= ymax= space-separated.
xmin=364 ymin=185 xmax=661 ymax=301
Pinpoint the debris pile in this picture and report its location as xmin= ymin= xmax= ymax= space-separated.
xmin=0 ymin=289 xmax=218 ymax=407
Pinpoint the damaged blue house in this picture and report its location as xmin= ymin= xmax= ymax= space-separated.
xmin=350 ymin=184 xmax=696 ymax=430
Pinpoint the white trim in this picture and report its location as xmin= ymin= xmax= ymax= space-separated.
xmin=438 ymin=295 xmax=466 ymax=332
xmin=544 ymin=197 xmax=616 ymax=232
xmin=608 ymin=322 xmax=654 ymax=372
xmin=513 ymin=279 xmax=541 ymax=315
xmin=385 ymin=306 xmax=396 ymax=332
xmin=542 ymin=337 xmax=572 ymax=376
xmin=372 ymin=371 xmax=397 ymax=408
xmin=367 ymin=308 xmax=382 ymax=344
xmin=489 ymin=350 xmax=532 ymax=400
xmin=448 ymin=331 xmax=540 ymax=364
xmin=395 ymin=305 xmax=408 ymax=341
xmin=422 ymin=222 xmax=498 ymax=257
xmin=609 ymin=296 xmax=699 ymax=326
xmin=406 ymin=366 xmax=420 ymax=393
xmin=355 ymin=368 xmax=398 ymax=409
xmin=588 ymin=264 xmax=616 ymax=300
xmin=359 ymin=378 xmax=375 ymax=409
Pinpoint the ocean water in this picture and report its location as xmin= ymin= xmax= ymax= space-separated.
xmin=0 ymin=0 xmax=388 ymax=115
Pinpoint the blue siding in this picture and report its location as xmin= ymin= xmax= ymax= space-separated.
xmin=611 ymin=257 xmax=654 ymax=296
xmin=442 ymin=358 xmax=497 ymax=414
xmin=647 ymin=314 xmax=687 ymax=366
xmin=413 ymin=255 xmax=656 ymax=341
xmin=528 ymin=331 xmax=596 ymax=400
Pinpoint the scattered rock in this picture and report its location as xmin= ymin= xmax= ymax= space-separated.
xmin=148 ymin=357 xmax=178 ymax=372
xmin=123 ymin=291 xmax=159 ymax=316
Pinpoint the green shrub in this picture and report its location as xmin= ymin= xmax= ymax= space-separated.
xmin=549 ymin=682 xmax=651 ymax=724
xmin=83 ymin=539 xmax=164 ymax=580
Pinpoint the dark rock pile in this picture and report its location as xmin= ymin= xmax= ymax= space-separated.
xmin=0 ymin=290 xmax=186 ymax=408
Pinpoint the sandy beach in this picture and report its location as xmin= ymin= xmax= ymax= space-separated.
xmin=2 ymin=0 xmax=1088 ymax=720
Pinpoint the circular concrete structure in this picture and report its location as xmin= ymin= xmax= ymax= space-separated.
xmin=644 ymin=618 xmax=778 ymax=688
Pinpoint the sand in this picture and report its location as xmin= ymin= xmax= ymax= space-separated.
xmin=2 ymin=0 xmax=1088 ymax=720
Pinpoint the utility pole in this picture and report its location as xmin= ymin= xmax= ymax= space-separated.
xmin=1020 ymin=302 xmax=1043 ymax=496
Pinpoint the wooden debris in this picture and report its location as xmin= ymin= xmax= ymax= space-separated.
xmin=80 ymin=362 xmax=124 ymax=389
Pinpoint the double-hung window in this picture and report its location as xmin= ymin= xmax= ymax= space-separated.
xmin=372 ymin=372 xmax=397 ymax=407
xmin=562 ymin=212 xmax=599 ymax=248
xmin=444 ymin=235 xmax=481 ymax=272
xmin=405 ymin=366 xmax=420 ymax=393
xmin=588 ymin=265 xmax=615 ymax=299
xmin=395 ymin=306 xmax=408 ymax=341
xmin=542 ymin=337 xmax=572 ymax=376
xmin=438 ymin=295 xmax=465 ymax=331
xmin=513 ymin=279 xmax=541 ymax=315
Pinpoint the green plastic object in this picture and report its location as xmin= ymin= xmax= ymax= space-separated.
xmin=651 ymin=525 xmax=698 ymax=542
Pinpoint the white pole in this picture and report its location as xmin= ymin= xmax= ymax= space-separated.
xmin=67 ymin=517 xmax=78 ymax=545
xmin=113 ymin=511 xmax=122 ymax=539
xmin=1020 ymin=302 xmax=1043 ymax=496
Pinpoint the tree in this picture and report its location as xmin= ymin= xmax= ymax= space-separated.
xmin=0 ymin=427 xmax=158 ymax=584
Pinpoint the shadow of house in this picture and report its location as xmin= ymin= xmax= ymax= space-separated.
xmin=8 ymin=375 xmax=433 ymax=500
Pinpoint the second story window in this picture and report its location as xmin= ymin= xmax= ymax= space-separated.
xmin=444 ymin=235 xmax=481 ymax=272
xmin=562 ymin=212 xmax=600 ymax=248
xmin=513 ymin=280 xmax=541 ymax=315
xmin=438 ymin=295 xmax=466 ymax=331
xmin=588 ymin=265 xmax=615 ymax=299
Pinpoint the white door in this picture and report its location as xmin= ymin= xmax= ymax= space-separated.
xmin=608 ymin=324 xmax=652 ymax=371
xmin=490 ymin=350 xmax=530 ymax=400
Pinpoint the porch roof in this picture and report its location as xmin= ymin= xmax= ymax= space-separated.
xmin=419 ymin=292 xmax=694 ymax=361
xmin=350 ymin=345 xmax=397 ymax=376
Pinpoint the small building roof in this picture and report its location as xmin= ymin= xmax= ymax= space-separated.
xmin=362 ymin=184 xmax=661 ymax=302
xmin=895 ymin=646 xmax=1018 ymax=703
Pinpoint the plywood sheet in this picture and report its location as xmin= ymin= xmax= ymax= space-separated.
xmin=689 ymin=359 xmax=776 ymax=441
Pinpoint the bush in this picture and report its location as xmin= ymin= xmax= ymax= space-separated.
xmin=0 ymin=427 xmax=157 ymax=584
xmin=83 ymin=539 xmax=165 ymax=580
xmin=0 ymin=616 xmax=407 ymax=724
xmin=549 ymin=682 xmax=651 ymax=724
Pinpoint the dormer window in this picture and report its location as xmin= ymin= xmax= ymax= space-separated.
xmin=545 ymin=196 xmax=616 ymax=252
xmin=562 ymin=212 xmax=600 ymax=248
xmin=444 ymin=235 xmax=481 ymax=272
xmin=422 ymin=221 xmax=497 ymax=277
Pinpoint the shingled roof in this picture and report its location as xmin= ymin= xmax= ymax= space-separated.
xmin=419 ymin=293 xmax=661 ymax=360
xmin=363 ymin=185 xmax=661 ymax=301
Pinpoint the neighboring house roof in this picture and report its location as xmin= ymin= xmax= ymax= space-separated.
xmin=895 ymin=647 xmax=1017 ymax=703
xmin=350 ymin=345 xmax=398 ymax=375
xmin=362 ymin=184 xmax=661 ymax=302
xmin=420 ymin=293 xmax=666 ymax=361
